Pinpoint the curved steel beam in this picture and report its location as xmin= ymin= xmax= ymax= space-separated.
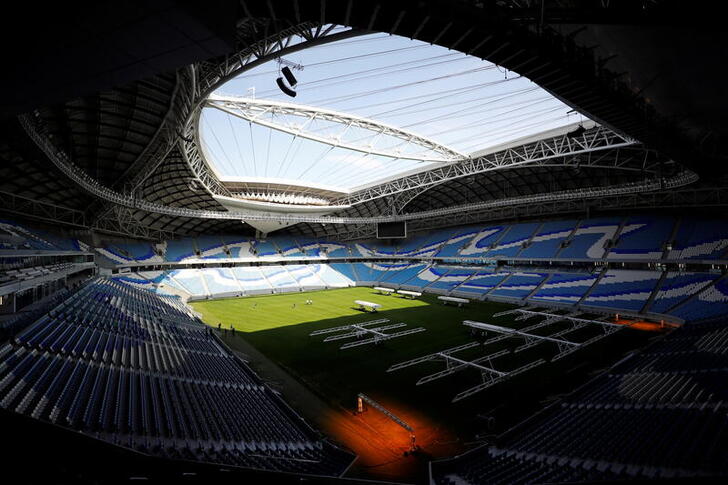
xmin=180 ymin=19 xmax=652 ymax=214
xmin=181 ymin=23 xmax=368 ymax=197
xmin=206 ymin=94 xmax=466 ymax=162
xmin=21 ymin=110 xmax=697 ymax=226
xmin=334 ymin=125 xmax=642 ymax=206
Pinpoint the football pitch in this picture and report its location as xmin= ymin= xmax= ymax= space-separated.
xmin=189 ymin=287 xmax=532 ymax=429
xmin=190 ymin=286 xmax=432 ymax=332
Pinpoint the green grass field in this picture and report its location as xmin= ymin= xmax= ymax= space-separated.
xmin=189 ymin=287 xmax=642 ymax=436
xmin=190 ymin=286 xmax=431 ymax=332
xmin=189 ymin=287 xmax=547 ymax=430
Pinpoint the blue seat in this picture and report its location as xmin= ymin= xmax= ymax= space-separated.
xmin=648 ymin=272 xmax=717 ymax=314
xmin=558 ymin=217 xmax=623 ymax=259
xmin=583 ymin=270 xmax=661 ymax=312
xmin=485 ymin=223 xmax=540 ymax=258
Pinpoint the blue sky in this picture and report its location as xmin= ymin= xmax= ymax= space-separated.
xmin=200 ymin=28 xmax=581 ymax=192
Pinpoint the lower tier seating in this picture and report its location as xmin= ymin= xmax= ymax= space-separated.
xmin=112 ymin=264 xmax=727 ymax=323
xmin=0 ymin=278 xmax=354 ymax=477
xmin=92 ymin=216 xmax=728 ymax=263
xmin=431 ymin=320 xmax=728 ymax=484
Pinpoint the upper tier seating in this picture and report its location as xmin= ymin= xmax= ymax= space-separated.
xmin=0 ymin=220 xmax=78 ymax=252
xmin=386 ymin=228 xmax=464 ymax=258
xmin=484 ymin=222 xmax=540 ymax=258
xmin=274 ymin=237 xmax=304 ymax=257
xmin=351 ymin=242 xmax=396 ymax=258
xmin=458 ymin=225 xmax=509 ymax=257
xmin=293 ymin=238 xmax=322 ymax=257
xmin=91 ymin=240 xmax=161 ymax=265
xmin=122 ymin=241 xmax=161 ymax=263
xmin=434 ymin=227 xmax=482 ymax=257
xmin=607 ymin=216 xmax=675 ymax=260
xmin=221 ymin=236 xmax=255 ymax=258
xmin=164 ymin=239 xmax=197 ymax=262
xmin=93 ymin=216 xmax=728 ymax=265
xmin=668 ymin=218 xmax=728 ymax=260
xmin=94 ymin=244 xmax=132 ymax=265
xmin=0 ymin=263 xmax=75 ymax=288
xmin=322 ymin=241 xmax=350 ymax=258
xmin=413 ymin=228 xmax=465 ymax=255
xmin=557 ymin=217 xmax=622 ymax=259
xmin=518 ymin=219 xmax=578 ymax=259
xmin=195 ymin=236 xmax=228 ymax=259
xmin=252 ymin=240 xmax=280 ymax=257
xmin=389 ymin=233 xmax=432 ymax=256
xmin=0 ymin=219 xmax=59 ymax=251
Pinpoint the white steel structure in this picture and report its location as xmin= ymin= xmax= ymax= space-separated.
xmin=20 ymin=112 xmax=699 ymax=229
xmin=310 ymin=317 xmax=425 ymax=349
xmin=491 ymin=309 xmax=625 ymax=361
xmin=310 ymin=319 xmax=389 ymax=336
xmin=13 ymin=21 xmax=705 ymax=239
xmin=388 ymin=340 xmax=544 ymax=403
xmin=332 ymin=124 xmax=641 ymax=206
xmin=388 ymin=310 xmax=628 ymax=401
xmin=463 ymin=320 xmax=580 ymax=354
xmin=206 ymin=94 xmax=466 ymax=163
xmin=499 ymin=308 xmax=625 ymax=329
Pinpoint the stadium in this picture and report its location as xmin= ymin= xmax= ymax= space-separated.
xmin=1 ymin=1 xmax=727 ymax=483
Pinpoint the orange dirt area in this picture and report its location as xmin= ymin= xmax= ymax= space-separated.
xmin=318 ymin=394 xmax=464 ymax=483
xmin=614 ymin=318 xmax=680 ymax=332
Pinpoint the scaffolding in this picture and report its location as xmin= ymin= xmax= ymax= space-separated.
xmin=310 ymin=319 xmax=426 ymax=350
xmin=388 ymin=309 xmax=626 ymax=401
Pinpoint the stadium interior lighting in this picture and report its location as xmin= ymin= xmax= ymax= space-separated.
xmin=276 ymin=76 xmax=297 ymax=97
xmin=281 ymin=66 xmax=298 ymax=87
